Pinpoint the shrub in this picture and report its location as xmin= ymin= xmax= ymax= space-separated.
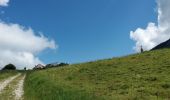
xmin=46 ymin=63 xmax=69 ymax=69
xmin=2 ymin=64 xmax=16 ymax=70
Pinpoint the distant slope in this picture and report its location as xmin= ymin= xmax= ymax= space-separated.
xmin=24 ymin=49 xmax=170 ymax=100
xmin=151 ymin=38 xmax=170 ymax=50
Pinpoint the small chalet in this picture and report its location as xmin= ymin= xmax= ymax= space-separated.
xmin=34 ymin=64 xmax=45 ymax=69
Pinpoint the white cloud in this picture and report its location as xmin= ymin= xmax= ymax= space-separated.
xmin=130 ymin=0 xmax=170 ymax=52
xmin=0 ymin=22 xmax=57 ymax=69
xmin=0 ymin=0 xmax=9 ymax=6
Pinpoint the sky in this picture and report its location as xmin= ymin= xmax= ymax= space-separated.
xmin=0 ymin=0 xmax=169 ymax=69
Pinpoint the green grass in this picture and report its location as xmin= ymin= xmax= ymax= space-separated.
xmin=24 ymin=49 xmax=170 ymax=100
xmin=0 ymin=70 xmax=18 ymax=81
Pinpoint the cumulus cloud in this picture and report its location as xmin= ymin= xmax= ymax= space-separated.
xmin=0 ymin=0 xmax=9 ymax=6
xmin=130 ymin=0 xmax=170 ymax=52
xmin=0 ymin=22 xmax=57 ymax=69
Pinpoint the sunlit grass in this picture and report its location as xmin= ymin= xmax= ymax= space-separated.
xmin=24 ymin=49 xmax=170 ymax=100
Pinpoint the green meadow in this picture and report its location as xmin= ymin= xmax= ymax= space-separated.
xmin=24 ymin=49 xmax=170 ymax=100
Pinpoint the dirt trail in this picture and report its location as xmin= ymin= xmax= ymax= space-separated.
xmin=0 ymin=73 xmax=26 ymax=100
xmin=0 ymin=74 xmax=21 ymax=93
xmin=14 ymin=74 xmax=26 ymax=100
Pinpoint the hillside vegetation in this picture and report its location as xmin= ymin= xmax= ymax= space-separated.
xmin=24 ymin=49 xmax=170 ymax=100
xmin=0 ymin=71 xmax=18 ymax=81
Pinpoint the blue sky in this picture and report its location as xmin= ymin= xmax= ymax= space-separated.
xmin=0 ymin=0 xmax=157 ymax=64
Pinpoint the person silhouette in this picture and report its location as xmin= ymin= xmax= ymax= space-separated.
xmin=140 ymin=45 xmax=144 ymax=53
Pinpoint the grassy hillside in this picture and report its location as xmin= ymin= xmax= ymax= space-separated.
xmin=24 ymin=49 xmax=170 ymax=100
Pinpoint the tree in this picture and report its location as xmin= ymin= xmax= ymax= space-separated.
xmin=2 ymin=64 xmax=16 ymax=70
xmin=58 ymin=63 xmax=69 ymax=67
xmin=45 ymin=62 xmax=69 ymax=69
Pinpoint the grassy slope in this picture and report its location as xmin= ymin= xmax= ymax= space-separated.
xmin=25 ymin=49 xmax=170 ymax=100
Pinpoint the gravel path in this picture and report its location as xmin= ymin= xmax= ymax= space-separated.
xmin=14 ymin=74 xmax=26 ymax=100
xmin=0 ymin=74 xmax=21 ymax=93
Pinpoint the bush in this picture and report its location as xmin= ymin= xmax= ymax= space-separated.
xmin=46 ymin=63 xmax=69 ymax=69
xmin=2 ymin=64 xmax=16 ymax=70
xmin=58 ymin=63 xmax=69 ymax=67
